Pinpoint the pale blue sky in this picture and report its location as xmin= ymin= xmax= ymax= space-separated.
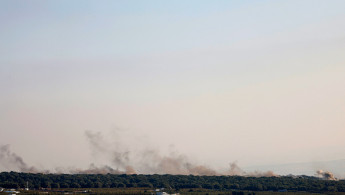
xmin=1 ymin=0 xmax=345 ymax=176
xmin=1 ymin=0 xmax=344 ymax=60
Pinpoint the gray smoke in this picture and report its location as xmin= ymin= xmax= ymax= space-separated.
xmin=0 ymin=131 xmax=277 ymax=177
xmin=186 ymin=163 xmax=217 ymax=176
xmin=83 ymin=130 xmax=277 ymax=177
xmin=71 ymin=164 xmax=123 ymax=174
xmin=0 ymin=144 xmax=39 ymax=173
xmin=227 ymin=162 xmax=277 ymax=177
xmin=84 ymin=130 xmax=132 ymax=173
xmin=316 ymin=170 xmax=336 ymax=180
xmin=84 ymin=131 xmax=107 ymax=154
xmin=84 ymin=130 xmax=220 ymax=175
xmin=228 ymin=161 xmax=245 ymax=175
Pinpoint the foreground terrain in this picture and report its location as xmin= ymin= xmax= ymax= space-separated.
xmin=1 ymin=188 xmax=345 ymax=195
xmin=0 ymin=172 xmax=344 ymax=194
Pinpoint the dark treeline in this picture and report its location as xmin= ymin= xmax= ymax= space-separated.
xmin=0 ymin=172 xmax=344 ymax=193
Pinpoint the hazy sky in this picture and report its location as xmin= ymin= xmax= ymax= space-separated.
xmin=1 ymin=0 xmax=345 ymax=175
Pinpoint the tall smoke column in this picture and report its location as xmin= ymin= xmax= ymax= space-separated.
xmin=0 ymin=144 xmax=38 ymax=173
xmin=316 ymin=170 xmax=336 ymax=180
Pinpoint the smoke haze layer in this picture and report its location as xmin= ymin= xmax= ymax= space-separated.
xmin=84 ymin=130 xmax=219 ymax=175
xmin=0 ymin=130 xmax=277 ymax=176
xmin=80 ymin=130 xmax=278 ymax=176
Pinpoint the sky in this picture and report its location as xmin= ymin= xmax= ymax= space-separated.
xmin=1 ymin=0 xmax=345 ymax=176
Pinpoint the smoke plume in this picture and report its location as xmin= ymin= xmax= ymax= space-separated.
xmin=0 ymin=144 xmax=39 ymax=173
xmin=316 ymin=170 xmax=336 ymax=180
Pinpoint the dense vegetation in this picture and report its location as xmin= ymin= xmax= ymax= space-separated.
xmin=0 ymin=172 xmax=344 ymax=193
